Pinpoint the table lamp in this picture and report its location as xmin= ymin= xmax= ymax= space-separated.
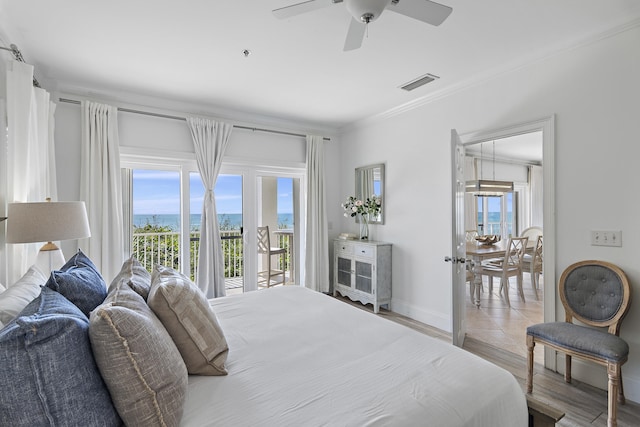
xmin=6 ymin=199 xmax=91 ymax=272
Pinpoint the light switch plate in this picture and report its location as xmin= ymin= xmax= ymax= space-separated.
xmin=590 ymin=230 xmax=622 ymax=247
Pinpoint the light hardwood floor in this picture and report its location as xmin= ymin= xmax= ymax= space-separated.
xmin=335 ymin=285 xmax=640 ymax=427
xmin=465 ymin=273 xmax=544 ymax=360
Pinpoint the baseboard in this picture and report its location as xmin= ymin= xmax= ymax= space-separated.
xmin=390 ymin=298 xmax=451 ymax=332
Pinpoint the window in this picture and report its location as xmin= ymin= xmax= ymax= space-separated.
xmin=476 ymin=192 xmax=517 ymax=237
xmin=131 ymin=169 xmax=182 ymax=272
xmin=122 ymin=156 xmax=305 ymax=293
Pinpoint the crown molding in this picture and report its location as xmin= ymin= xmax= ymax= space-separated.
xmin=340 ymin=17 xmax=640 ymax=134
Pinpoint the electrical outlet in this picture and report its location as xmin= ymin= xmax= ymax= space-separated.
xmin=590 ymin=230 xmax=622 ymax=247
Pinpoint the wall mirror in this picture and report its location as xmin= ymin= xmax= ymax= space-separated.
xmin=355 ymin=163 xmax=385 ymax=224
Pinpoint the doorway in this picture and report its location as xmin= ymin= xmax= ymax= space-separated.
xmin=456 ymin=117 xmax=556 ymax=364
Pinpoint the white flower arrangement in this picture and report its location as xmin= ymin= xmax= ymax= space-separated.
xmin=341 ymin=195 xmax=382 ymax=218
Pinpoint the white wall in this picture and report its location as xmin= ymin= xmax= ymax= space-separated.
xmin=333 ymin=25 xmax=640 ymax=401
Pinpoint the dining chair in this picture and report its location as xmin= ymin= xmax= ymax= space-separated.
xmin=520 ymin=226 xmax=543 ymax=241
xmin=465 ymin=230 xmax=479 ymax=242
xmin=526 ymin=260 xmax=631 ymax=427
xmin=480 ymin=236 xmax=529 ymax=307
xmin=257 ymin=226 xmax=286 ymax=287
xmin=521 ymin=235 xmax=543 ymax=300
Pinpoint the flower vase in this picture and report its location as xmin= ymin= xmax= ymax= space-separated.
xmin=359 ymin=214 xmax=369 ymax=240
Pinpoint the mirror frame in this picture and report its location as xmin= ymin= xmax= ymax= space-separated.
xmin=355 ymin=163 xmax=385 ymax=225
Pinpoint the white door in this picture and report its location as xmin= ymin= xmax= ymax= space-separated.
xmin=448 ymin=129 xmax=468 ymax=347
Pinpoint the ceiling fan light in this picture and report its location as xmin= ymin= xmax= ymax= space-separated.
xmin=346 ymin=0 xmax=392 ymax=23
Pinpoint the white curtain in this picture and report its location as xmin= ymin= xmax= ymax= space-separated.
xmin=5 ymin=60 xmax=57 ymax=283
xmin=529 ymin=165 xmax=543 ymax=227
xmin=187 ymin=117 xmax=233 ymax=298
xmin=304 ymin=135 xmax=329 ymax=293
xmin=79 ymin=101 xmax=124 ymax=284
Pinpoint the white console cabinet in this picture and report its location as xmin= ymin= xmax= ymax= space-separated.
xmin=333 ymin=239 xmax=392 ymax=313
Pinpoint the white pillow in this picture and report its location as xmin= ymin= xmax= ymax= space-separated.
xmin=0 ymin=266 xmax=47 ymax=325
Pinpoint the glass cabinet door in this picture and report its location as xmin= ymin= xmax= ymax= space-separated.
xmin=336 ymin=256 xmax=352 ymax=287
xmin=355 ymin=260 xmax=372 ymax=294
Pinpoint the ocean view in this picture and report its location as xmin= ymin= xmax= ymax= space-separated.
xmin=133 ymin=213 xmax=294 ymax=231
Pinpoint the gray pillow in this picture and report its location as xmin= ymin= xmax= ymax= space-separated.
xmin=45 ymin=249 xmax=107 ymax=317
xmin=148 ymin=265 xmax=228 ymax=375
xmin=90 ymin=279 xmax=188 ymax=427
xmin=0 ymin=287 xmax=121 ymax=426
xmin=108 ymin=255 xmax=151 ymax=300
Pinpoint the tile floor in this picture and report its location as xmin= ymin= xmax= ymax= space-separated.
xmin=465 ymin=272 xmax=544 ymax=361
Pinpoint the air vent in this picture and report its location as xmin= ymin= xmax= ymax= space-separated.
xmin=400 ymin=73 xmax=440 ymax=91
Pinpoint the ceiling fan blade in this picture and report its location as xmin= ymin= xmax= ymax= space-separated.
xmin=389 ymin=0 xmax=452 ymax=26
xmin=343 ymin=17 xmax=366 ymax=51
xmin=273 ymin=0 xmax=337 ymax=19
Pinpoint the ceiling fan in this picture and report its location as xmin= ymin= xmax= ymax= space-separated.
xmin=273 ymin=0 xmax=453 ymax=51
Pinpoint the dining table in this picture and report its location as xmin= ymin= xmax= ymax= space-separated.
xmin=465 ymin=239 xmax=534 ymax=308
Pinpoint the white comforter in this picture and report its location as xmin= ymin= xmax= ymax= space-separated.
xmin=182 ymin=286 xmax=528 ymax=426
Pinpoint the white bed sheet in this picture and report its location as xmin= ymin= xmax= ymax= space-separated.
xmin=182 ymin=286 xmax=528 ymax=426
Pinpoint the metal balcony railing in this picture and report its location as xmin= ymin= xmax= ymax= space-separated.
xmin=131 ymin=229 xmax=292 ymax=289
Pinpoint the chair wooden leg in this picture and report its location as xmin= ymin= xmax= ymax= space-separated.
xmin=502 ymin=275 xmax=511 ymax=307
xmin=469 ymin=280 xmax=475 ymax=304
xmin=618 ymin=369 xmax=626 ymax=405
xmin=532 ymin=272 xmax=540 ymax=300
xmin=607 ymin=362 xmax=620 ymax=427
xmin=267 ymin=254 xmax=272 ymax=287
xmin=526 ymin=335 xmax=535 ymax=394
xmin=565 ymin=355 xmax=572 ymax=384
xmin=517 ymin=273 xmax=525 ymax=302
xmin=488 ymin=276 xmax=494 ymax=293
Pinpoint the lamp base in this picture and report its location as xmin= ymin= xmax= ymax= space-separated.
xmin=34 ymin=245 xmax=66 ymax=275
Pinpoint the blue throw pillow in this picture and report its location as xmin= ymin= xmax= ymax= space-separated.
xmin=0 ymin=287 xmax=121 ymax=426
xmin=45 ymin=249 xmax=107 ymax=317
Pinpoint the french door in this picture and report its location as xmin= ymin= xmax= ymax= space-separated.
xmin=123 ymin=158 xmax=304 ymax=294
xmin=220 ymin=165 xmax=305 ymax=293
xmin=476 ymin=192 xmax=516 ymax=238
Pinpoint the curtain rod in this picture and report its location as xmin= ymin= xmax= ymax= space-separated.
xmin=0 ymin=44 xmax=41 ymax=88
xmin=58 ymin=97 xmax=330 ymax=141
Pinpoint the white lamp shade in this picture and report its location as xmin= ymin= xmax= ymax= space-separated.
xmin=6 ymin=201 xmax=91 ymax=244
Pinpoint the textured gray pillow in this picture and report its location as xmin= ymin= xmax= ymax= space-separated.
xmin=45 ymin=249 xmax=107 ymax=317
xmin=148 ymin=265 xmax=228 ymax=376
xmin=90 ymin=280 xmax=188 ymax=427
xmin=108 ymin=255 xmax=151 ymax=300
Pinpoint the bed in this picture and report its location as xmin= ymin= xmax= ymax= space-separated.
xmin=182 ymin=286 xmax=528 ymax=426
xmin=0 ymin=254 xmax=527 ymax=426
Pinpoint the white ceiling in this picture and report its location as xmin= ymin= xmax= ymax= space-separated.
xmin=1 ymin=0 xmax=639 ymax=133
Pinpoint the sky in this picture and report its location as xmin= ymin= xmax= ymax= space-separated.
xmin=132 ymin=170 xmax=293 ymax=215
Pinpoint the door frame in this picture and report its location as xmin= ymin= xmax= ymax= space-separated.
xmin=457 ymin=115 xmax=556 ymax=369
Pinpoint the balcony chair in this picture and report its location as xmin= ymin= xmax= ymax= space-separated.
xmin=480 ymin=236 xmax=529 ymax=307
xmin=521 ymin=234 xmax=543 ymax=300
xmin=257 ymin=226 xmax=286 ymax=288
xmin=526 ymin=260 xmax=631 ymax=427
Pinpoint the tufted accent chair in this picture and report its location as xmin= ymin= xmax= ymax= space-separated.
xmin=526 ymin=260 xmax=631 ymax=427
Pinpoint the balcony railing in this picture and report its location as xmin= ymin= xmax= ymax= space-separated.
xmin=132 ymin=229 xmax=292 ymax=289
